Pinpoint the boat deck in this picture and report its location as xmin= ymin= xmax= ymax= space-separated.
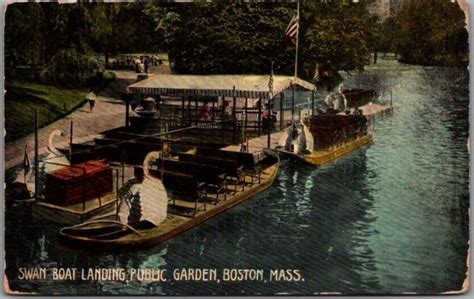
xmin=222 ymin=131 xmax=284 ymax=155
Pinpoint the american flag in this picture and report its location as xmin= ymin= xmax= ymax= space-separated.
xmin=285 ymin=14 xmax=299 ymax=45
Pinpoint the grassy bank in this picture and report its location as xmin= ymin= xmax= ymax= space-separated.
xmin=5 ymin=81 xmax=87 ymax=142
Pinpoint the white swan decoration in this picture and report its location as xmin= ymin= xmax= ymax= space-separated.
xmin=338 ymin=84 xmax=348 ymax=110
xmin=297 ymin=109 xmax=314 ymax=154
xmin=118 ymin=151 xmax=168 ymax=227
xmin=43 ymin=129 xmax=70 ymax=174
xmin=277 ymin=109 xmax=314 ymax=155
xmin=9 ymin=130 xmax=70 ymax=199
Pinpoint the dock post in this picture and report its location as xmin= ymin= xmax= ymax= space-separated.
xmin=280 ymin=93 xmax=284 ymax=130
xmin=188 ymin=97 xmax=192 ymax=127
xmin=125 ymin=97 xmax=130 ymax=127
xmin=244 ymin=98 xmax=248 ymax=130
xmin=115 ymin=169 xmax=119 ymax=220
xmin=390 ymin=90 xmax=393 ymax=107
xmin=181 ymin=96 xmax=185 ymax=127
xmin=257 ymin=98 xmax=262 ymax=137
xmin=82 ymin=168 xmax=86 ymax=214
xmin=232 ymin=86 xmax=237 ymax=144
xmin=34 ymin=109 xmax=39 ymax=202
xmin=267 ymin=99 xmax=271 ymax=148
xmin=121 ymin=93 xmax=130 ymax=127
xmin=120 ymin=149 xmax=125 ymax=186
xmin=291 ymin=84 xmax=295 ymax=122
xmin=69 ymin=120 xmax=73 ymax=162
xmin=212 ymin=99 xmax=215 ymax=121
xmin=194 ymin=95 xmax=198 ymax=126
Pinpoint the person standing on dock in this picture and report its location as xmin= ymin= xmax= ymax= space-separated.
xmin=86 ymin=89 xmax=96 ymax=113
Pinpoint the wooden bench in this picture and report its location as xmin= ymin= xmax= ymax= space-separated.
xmin=195 ymin=148 xmax=263 ymax=187
xmin=148 ymin=169 xmax=207 ymax=217
xmin=178 ymin=153 xmax=245 ymax=192
xmin=154 ymin=159 xmax=227 ymax=203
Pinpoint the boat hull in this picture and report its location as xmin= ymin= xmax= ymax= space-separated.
xmin=58 ymin=160 xmax=280 ymax=251
xmin=33 ymin=194 xmax=118 ymax=225
xmin=303 ymin=134 xmax=373 ymax=166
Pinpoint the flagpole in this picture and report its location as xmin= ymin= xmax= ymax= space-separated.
xmin=34 ymin=109 xmax=39 ymax=202
xmin=294 ymin=0 xmax=300 ymax=78
xmin=292 ymin=0 xmax=300 ymax=123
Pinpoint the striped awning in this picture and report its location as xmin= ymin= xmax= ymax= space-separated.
xmin=127 ymin=74 xmax=315 ymax=100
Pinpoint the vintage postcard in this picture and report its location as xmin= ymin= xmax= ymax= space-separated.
xmin=2 ymin=0 xmax=470 ymax=296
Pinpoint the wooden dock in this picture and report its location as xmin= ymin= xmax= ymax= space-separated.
xmin=222 ymin=131 xmax=284 ymax=155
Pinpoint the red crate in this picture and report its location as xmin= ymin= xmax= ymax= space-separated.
xmin=44 ymin=160 xmax=113 ymax=206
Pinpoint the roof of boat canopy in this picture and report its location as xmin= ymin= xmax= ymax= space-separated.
xmin=127 ymin=74 xmax=316 ymax=100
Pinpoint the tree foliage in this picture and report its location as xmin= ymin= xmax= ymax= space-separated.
xmin=40 ymin=48 xmax=104 ymax=87
xmin=393 ymin=0 xmax=468 ymax=66
xmin=147 ymin=2 xmax=295 ymax=75
xmin=300 ymin=2 xmax=378 ymax=90
xmin=5 ymin=3 xmax=46 ymax=67
xmin=6 ymin=2 xmax=379 ymax=89
xmin=147 ymin=1 xmax=378 ymax=89
xmin=5 ymin=2 xmax=163 ymax=86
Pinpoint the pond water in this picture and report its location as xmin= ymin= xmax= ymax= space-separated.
xmin=4 ymin=57 xmax=469 ymax=295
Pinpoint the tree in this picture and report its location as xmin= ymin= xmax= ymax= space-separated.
xmin=5 ymin=2 xmax=163 ymax=86
xmin=300 ymin=2 xmax=378 ymax=90
xmin=5 ymin=3 xmax=46 ymax=68
xmin=393 ymin=0 xmax=468 ymax=66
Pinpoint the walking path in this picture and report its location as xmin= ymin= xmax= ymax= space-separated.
xmin=4 ymin=77 xmax=134 ymax=170
xmin=4 ymin=69 xmax=168 ymax=170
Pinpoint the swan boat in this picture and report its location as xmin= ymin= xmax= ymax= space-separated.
xmin=277 ymin=109 xmax=372 ymax=166
xmin=58 ymin=149 xmax=280 ymax=251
